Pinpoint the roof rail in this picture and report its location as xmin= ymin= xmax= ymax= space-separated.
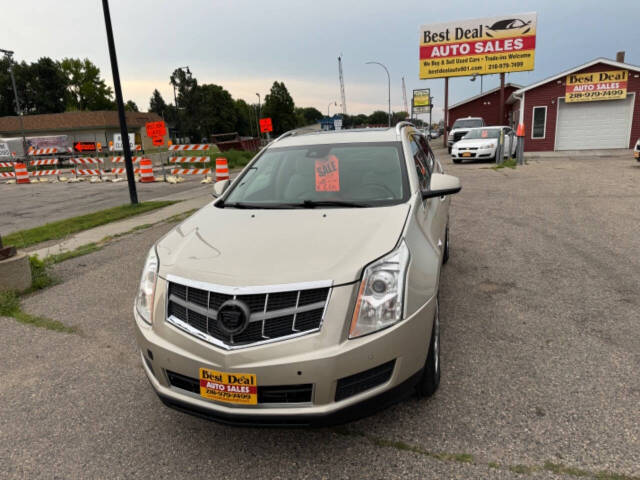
xmin=395 ymin=121 xmax=415 ymax=135
xmin=272 ymin=130 xmax=298 ymax=143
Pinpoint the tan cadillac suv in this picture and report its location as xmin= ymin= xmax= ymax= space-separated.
xmin=134 ymin=123 xmax=461 ymax=425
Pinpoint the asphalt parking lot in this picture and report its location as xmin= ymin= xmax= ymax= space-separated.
xmin=1 ymin=151 xmax=639 ymax=479
xmin=0 ymin=176 xmax=214 ymax=234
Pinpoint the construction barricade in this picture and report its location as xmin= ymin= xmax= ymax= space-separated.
xmin=168 ymin=145 xmax=212 ymax=183
xmin=69 ymin=157 xmax=104 ymax=181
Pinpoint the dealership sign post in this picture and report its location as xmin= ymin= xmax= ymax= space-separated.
xmin=419 ymin=13 xmax=537 ymax=146
xmin=565 ymin=70 xmax=628 ymax=103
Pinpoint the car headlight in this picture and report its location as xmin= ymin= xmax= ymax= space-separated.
xmin=349 ymin=241 xmax=410 ymax=338
xmin=135 ymin=247 xmax=159 ymax=324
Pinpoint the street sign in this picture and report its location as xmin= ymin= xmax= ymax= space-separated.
xmin=113 ymin=133 xmax=135 ymax=151
xmin=74 ymin=141 xmax=97 ymax=152
xmin=334 ymin=118 xmax=343 ymax=130
xmin=419 ymin=12 xmax=537 ymax=79
xmin=146 ymin=121 xmax=166 ymax=138
xmin=152 ymin=137 xmax=164 ymax=146
xmin=259 ymin=118 xmax=273 ymax=133
xmin=0 ymin=142 xmax=10 ymax=157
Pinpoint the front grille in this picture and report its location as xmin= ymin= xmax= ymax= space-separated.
xmin=166 ymin=370 xmax=312 ymax=404
xmin=335 ymin=360 xmax=396 ymax=401
xmin=167 ymin=280 xmax=330 ymax=348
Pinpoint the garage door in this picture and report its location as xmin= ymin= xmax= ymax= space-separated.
xmin=555 ymin=94 xmax=634 ymax=150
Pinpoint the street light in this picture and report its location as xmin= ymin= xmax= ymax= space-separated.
xmin=255 ymin=93 xmax=261 ymax=140
xmin=0 ymin=48 xmax=28 ymax=159
xmin=327 ymin=101 xmax=337 ymax=117
xmin=365 ymin=61 xmax=391 ymax=127
xmin=470 ymin=73 xmax=483 ymax=94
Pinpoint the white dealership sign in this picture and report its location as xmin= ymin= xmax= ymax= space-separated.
xmin=113 ymin=133 xmax=135 ymax=151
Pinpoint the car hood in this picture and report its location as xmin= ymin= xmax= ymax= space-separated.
xmin=156 ymin=202 xmax=410 ymax=287
xmin=454 ymin=138 xmax=497 ymax=148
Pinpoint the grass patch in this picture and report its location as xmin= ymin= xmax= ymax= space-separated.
xmin=3 ymin=201 xmax=176 ymax=249
xmin=47 ymin=243 xmax=102 ymax=264
xmin=27 ymin=255 xmax=56 ymax=292
xmin=543 ymin=462 xmax=590 ymax=477
xmin=492 ymin=158 xmax=518 ymax=170
xmin=208 ymin=149 xmax=255 ymax=169
xmin=0 ymin=290 xmax=76 ymax=333
xmin=509 ymin=464 xmax=537 ymax=474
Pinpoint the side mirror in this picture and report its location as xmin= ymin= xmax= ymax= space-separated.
xmin=422 ymin=173 xmax=461 ymax=199
xmin=446 ymin=126 xmax=451 ymax=132
xmin=212 ymin=179 xmax=230 ymax=197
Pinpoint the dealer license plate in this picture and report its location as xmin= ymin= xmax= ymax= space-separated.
xmin=462 ymin=152 xmax=471 ymax=157
xmin=199 ymin=368 xmax=258 ymax=405
xmin=634 ymin=151 xmax=639 ymax=158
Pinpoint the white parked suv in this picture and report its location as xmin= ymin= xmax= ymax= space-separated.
xmin=634 ymin=138 xmax=639 ymax=161
xmin=451 ymin=126 xmax=517 ymax=164
xmin=134 ymin=124 xmax=461 ymax=425
xmin=447 ymin=117 xmax=485 ymax=153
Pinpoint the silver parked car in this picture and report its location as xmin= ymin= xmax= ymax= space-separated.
xmin=134 ymin=123 xmax=461 ymax=425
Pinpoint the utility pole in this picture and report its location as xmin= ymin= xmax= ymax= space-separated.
xmin=338 ymin=55 xmax=347 ymax=115
xmin=0 ymin=49 xmax=28 ymax=159
xmin=499 ymin=72 xmax=505 ymax=125
xmin=101 ymin=0 xmax=138 ymax=205
xmin=401 ymin=77 xmax=409 ymax=115
xmin=443 ymin=77 xmax=449 ymax=149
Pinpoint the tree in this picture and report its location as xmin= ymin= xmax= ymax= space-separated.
xmin=298 ymin=107 xmax=323 ymax=126
xmin=234 ymin=99 xmax=254 ymax=137
xmin=391 ymin=111 xmax=410 ymax=126
xmin=125 ymin=100 xmax=139 ymax=112
xmin=262 ymin=81 xmax=296 ymax=135
xmin=22 ymin=57 xmax=67 ymax=114
xmin=368 ymin=110 xmax=389 ymax=125
xmin=59 ymin=58 xmax=114 ymax=110
xmin=149 ymin=89 xmax=167 ymax=116
xmin=0 ymin=57 xmax=27 ymax=116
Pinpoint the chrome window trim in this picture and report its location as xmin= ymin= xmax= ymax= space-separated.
xmin=163 ymin=274 xmax=332 ymax=295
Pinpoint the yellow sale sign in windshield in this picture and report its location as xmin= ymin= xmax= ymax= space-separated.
xmin=419 ymin=13 xmax=537 ymax=79
xmin=565 ymin=70 xmax=628 ymax=102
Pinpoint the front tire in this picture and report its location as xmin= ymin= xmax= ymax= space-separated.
xmin=452 ymin=158 xmax=461 ymax=164
xmin=417 ymin=296 xmax=441 ymax=398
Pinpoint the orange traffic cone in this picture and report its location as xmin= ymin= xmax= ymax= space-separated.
xmin=139 ymin=159 xmax=155 ymax=183
xmin=14 ymin=163 xmax=30 ymax=184
xmin=215 ymin=158 xmax=229 ymax=181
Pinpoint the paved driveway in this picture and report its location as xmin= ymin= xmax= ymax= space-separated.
xmin=1 ymin=152 xmax=639 ymax=479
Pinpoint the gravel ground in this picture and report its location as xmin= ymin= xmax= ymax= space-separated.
xmin=1 ymin=151 xmax=639 ymax=479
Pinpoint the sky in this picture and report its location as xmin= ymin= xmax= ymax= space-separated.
xmin=2 ymin=0 xmax=639 ymax=122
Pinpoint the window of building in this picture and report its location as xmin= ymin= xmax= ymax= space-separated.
xmin=532 ymin=106 xmax=547 ymax=139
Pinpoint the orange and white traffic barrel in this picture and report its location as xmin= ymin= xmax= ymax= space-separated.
xmin=215 ymin=158 xmax=229 ymax=181
xmin=14 ymin=163 xmax=30 ymax=184
xmin=139 ymin=158 xmax=155 ymax=183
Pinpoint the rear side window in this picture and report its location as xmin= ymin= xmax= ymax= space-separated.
xmin=409 ymin=136 xmax=430 ymax=190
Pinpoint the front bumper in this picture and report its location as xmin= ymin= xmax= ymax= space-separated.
xmin=451 ymin=147 xmax=495 ymax=160
xmin=135 ymin=280 xmax=436 ymax=425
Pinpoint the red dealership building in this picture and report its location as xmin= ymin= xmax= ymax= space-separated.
xmin=448 ymin=57 xmax=640 ymax=151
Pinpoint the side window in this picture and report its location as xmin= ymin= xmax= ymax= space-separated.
xmin=532 ymin=106 xmax=546 ymax=139
xmin=417 ymin=136 xmax=435 ymax=173
xmin=409 ymin=136 xmax=430 ymax=190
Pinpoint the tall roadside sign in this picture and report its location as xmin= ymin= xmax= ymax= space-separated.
xmin=419 ymin=13 xmax=537 ymax=146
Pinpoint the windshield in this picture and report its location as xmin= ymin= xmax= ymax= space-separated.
xmin=452 ymin=119 xmax=483 ymax=129
xmin=222 ymin=142 xmax=409 ymax=208
xmin=463 ymin=129 xmax=501 ymax=139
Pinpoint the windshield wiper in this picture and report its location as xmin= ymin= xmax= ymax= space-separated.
xmin=222 ymin=202 xmax=302 ymax=209
xmin=298 ymin=200 xmax=368 ymax=208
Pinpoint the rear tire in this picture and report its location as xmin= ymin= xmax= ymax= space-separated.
xmin=417 ymin=296 xmax=441 ymax=398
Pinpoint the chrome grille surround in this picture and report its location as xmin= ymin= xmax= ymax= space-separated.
xmin=164 ymin=274 xmax=332 ymax=350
